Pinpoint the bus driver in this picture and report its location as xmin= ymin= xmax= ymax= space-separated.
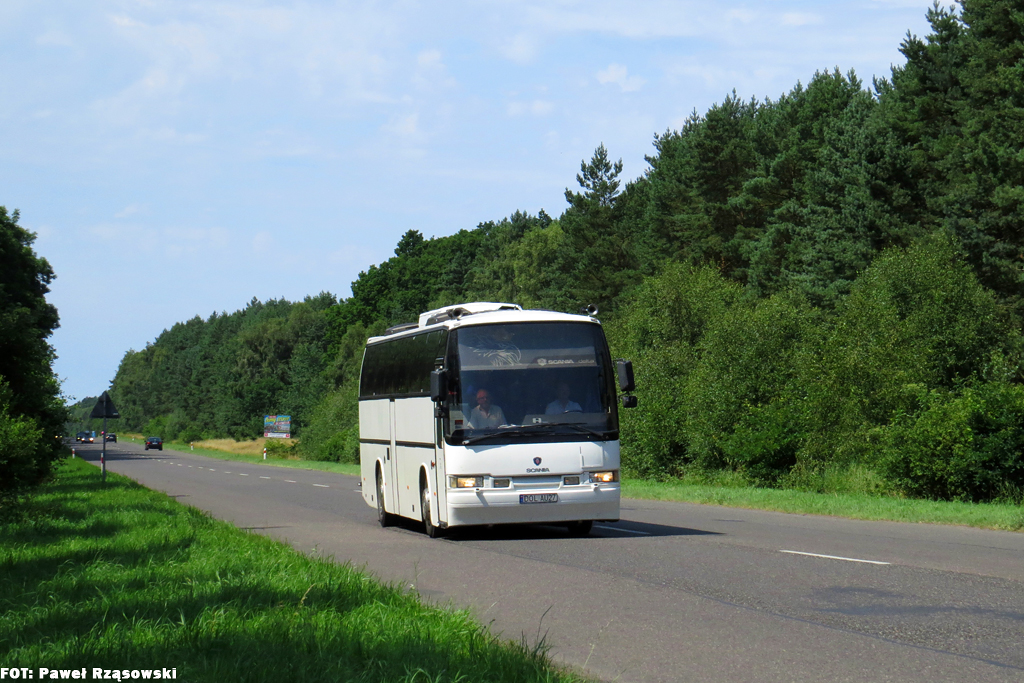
xmin=469 ymin=388 xmax=506 ymax=428
xmin=546 ymin=382 xmax=582 ymax=414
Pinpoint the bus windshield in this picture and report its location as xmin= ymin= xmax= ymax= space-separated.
xmin=444 ymin=322 xmax=617 ymax=443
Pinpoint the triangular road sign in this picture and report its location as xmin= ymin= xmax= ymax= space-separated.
xmin=89 ymin=391 xmax=120 ymax=419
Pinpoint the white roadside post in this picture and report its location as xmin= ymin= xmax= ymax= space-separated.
xmin=89 ymin=391 xmax=120 ymax=483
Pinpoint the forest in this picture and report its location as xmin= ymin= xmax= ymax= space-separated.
xmin=102 ymin=1 xmax=1024 ymax=503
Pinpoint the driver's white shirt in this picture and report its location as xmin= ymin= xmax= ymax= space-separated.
xmin=469 ymin=405 xmax=506 ymax=428
xmin=545 ymin=399 xmax=582 ymax=414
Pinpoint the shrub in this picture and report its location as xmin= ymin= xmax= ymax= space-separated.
xmin=608 ymin=264 xmax=741 ymax=477
xmin=264 ymin=438 xmax=298 ymax=458
xmin=0 ymin=404 xmax=46 ymax=498
xmin=880 ymin=382 xmax=1024 ymax=502
xmin=176 ymin=425 xmax=204 ymax=444
xmin=687 ymin=290 xmax=818 ymax=481
xmin=799 ymin=232 xmax=1022 ymax=467
xmin=299 ymin=384 xmax=359 ymax=463
xmin=142 ymin=415 xmax=168 ymax=439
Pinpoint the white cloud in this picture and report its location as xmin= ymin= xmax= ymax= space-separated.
xmin=251 ymin=230 xmax=274 ymax=255
xmin=596 ymin=64 xmax=645 ymax=92
xmin=148 ymin=126 xmax=206 ymax=144
xmin=327 ymin=245 xmax=376 ymax=266
xmin=726 ymin=9 xmax=755 ymax=24
xmin=781 ymin=12 xmax=823 ymax=27
xmin=382 ymin=113 xmax=420 ymax=137
xmin=36 ymin=29 xmax=74 ymax=47
xmin=507 ymin=99 xmax=554 ymax=116
xmin=519 ymin=1 xmax=723 ymax=39
xmin=498 ymin=33 xmax=539 ymax=63
xmin=88 ymin=2 xmax=405 ymax=132
xmin=87 ymin=221 xmax=229 ymax=257
xmin=115 ymin=204 xmax=144 ymax=218
xmin=413 ymin=49 xmax=457 ymax=90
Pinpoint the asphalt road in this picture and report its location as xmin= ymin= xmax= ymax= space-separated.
xmin=73 ymin=441 xmax=1024 ymax=683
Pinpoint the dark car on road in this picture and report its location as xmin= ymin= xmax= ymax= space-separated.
xmin=144 ymin=436 xmax=163 ymax=451
xmin=105 ymin=433 xmax=117 ymax=443
xmin=76 ymin=431 xmax=94 ymax=443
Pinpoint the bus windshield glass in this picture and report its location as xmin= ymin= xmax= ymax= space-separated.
xmin=444 ymin=322 xmax=617 ymax=443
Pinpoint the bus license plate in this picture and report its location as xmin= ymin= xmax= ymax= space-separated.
xmin=520 ymin=493 xmax=558 ymax=504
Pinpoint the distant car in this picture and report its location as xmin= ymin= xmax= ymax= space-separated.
xmin=144 ymin=436 xmax=163 ymax=451
xmin=76 ymin=432 xmax=94 ymax=443
xmin=105 ymin=433 xmax=117 ymax=443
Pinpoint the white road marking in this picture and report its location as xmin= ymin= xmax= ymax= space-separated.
xmin=780 ymin=550 xmax=890 ymax=565
xmin=209 ymin=469 xmax=216 ymax=472
xmin=595 ymin=524 xmax=651 ymax=536
xmin=260 ymin=476 xmax=271 ymax=480
xmin=313 ymin=484 xmax=329 ymax=488
xmin=285 ymin=480 xmax=297 ymax=483
xmin=239 ymin=473 xmax=248 ymax=476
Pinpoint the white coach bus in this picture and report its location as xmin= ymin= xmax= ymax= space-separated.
xmin=359 ymin=302 xmax=637 ymax=537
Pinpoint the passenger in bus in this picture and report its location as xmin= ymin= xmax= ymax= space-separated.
xmin=545 ymin=382 xmax=582 ymax=414
xmin=468 ymin=388 xmax=506 ymax=428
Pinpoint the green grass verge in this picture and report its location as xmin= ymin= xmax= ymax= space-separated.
xmin=621 ymin=480 xmax=1024 ymax=532
xmin=158 ymin=440 xmax=361 ymax=476
xmin=1 ymin=458 xmax=588 ymax=683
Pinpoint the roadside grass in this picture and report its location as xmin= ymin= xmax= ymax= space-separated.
xmin=191 ymin=437 xmax=292 ymax=457
xmin=0 ymin=458 xmax=587 ymax=683
xmin=158 ymin=440 xmax=360 ymax=476
xmin=621 ymin=479 xmax=1024 ymax=532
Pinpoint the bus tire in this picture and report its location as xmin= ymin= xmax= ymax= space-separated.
xmin=567 ymin=520 xmax=593 ymax=537
xmin=421 ymin=482 xmax=442 ymax=538
xmin=376 ymin=469 xmax=393 ymax=528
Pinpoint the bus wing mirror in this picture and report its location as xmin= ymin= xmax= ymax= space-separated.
xmin=616 ymin=360 xmax=635 ymax=393
xmin=621 ymin=395 xmax=638 ymax=409
xmin=430 ymin=369 xmax=448 ymax=402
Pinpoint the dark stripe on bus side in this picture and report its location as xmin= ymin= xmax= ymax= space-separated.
xmin=395 ymin=441 xmax=435 ymax=449
xmin=357 ymin=393 xmax=430 ymax=401
xmin=359 ymin=438 xmax=390 ymax=446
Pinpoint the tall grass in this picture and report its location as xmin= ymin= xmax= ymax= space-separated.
xmin=1 ymin=458 xmax=587 ymax=683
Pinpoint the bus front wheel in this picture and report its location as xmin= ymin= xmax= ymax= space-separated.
xmin=421 ymin=483 xmax=442 ymax=538
xmin=376 ymin=470 xmax=394 ymax=528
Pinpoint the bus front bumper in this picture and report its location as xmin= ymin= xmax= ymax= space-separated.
xmin=445 ymin=484 xmax=620 ymax=527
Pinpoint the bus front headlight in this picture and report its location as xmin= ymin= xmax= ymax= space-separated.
xmin=588 ymin=471 xmax=619 ymax=484
xmin=449 ymin=476 xmax=483 ymax=488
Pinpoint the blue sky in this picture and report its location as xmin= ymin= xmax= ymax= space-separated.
xmin=1 ymin=0 xmax=936 ymax=402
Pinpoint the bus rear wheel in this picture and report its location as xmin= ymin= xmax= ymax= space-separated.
xmin=567 ymin=520 xmax=593 ymax=537
xmin=376 ymin=470 xmax=393 ymax=528
xmin=421 ymin=484 xmax=442 ymax=538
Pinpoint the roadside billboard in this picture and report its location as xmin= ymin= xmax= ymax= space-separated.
xmin=263 ymin=415 xmax=291 ymax=438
